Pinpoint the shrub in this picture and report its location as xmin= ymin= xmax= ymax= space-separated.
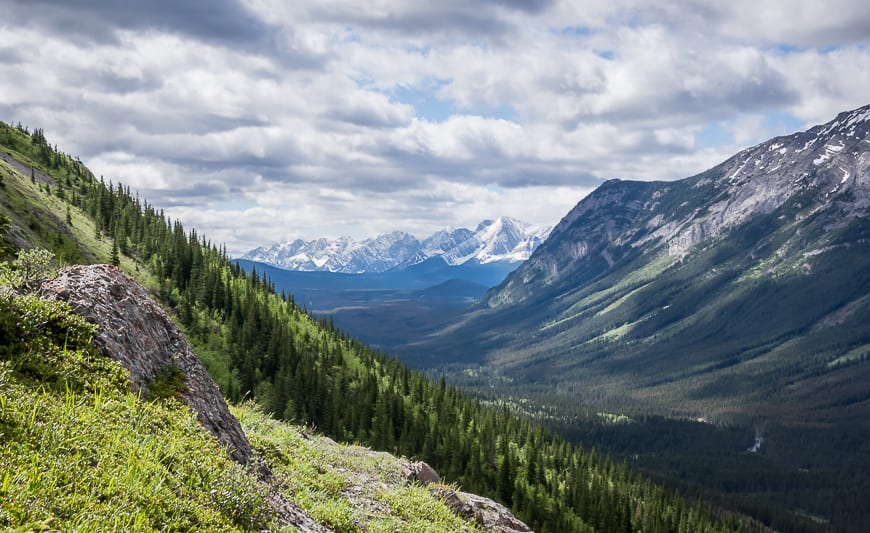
xmin=0 ymin=247 xmax=56 ymax=291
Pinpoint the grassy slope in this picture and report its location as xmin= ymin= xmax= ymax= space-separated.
xmin=0 ymin=295 xmax=271 ymax=531
xmin=0 ymin=131 xmax=479 ymax=532
xmin=237 ymin=405 xmax=475 ymax=532
xmin=0 ymin=275 xmax=476 ymax=533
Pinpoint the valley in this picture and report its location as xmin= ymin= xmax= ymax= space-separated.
xmin=0 ymin=120 xmax=750 ymax=532
xmin=238 ymin=104 xmax=870 ymax=532
xmin=6 ymin=2 xmax=869 ymax=531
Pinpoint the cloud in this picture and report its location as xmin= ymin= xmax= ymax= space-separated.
xmin=5 ymin=0 xmax=270 ymax=46
xmin=1 ymin=0 xmax=868 ymax=255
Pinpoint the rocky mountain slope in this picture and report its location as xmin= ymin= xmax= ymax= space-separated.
xmin=489 ymin=104 xmax=870 ymax=307
xmin=410 ymin=104 xmax=870 ymax=426
xmin=241 ymin=216 xmax=550 ymax=273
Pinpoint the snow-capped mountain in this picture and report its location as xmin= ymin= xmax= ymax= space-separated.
xmin=239 ymin=231 xmax=419 ymax=273
xmin=440 ymin=218 xmax=550 ymax=266
xmin=240 ymin=217 xmax=551 ymax=273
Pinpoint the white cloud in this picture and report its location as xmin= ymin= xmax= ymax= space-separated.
xmin=1 ymin=0 xmax=868 ymax=255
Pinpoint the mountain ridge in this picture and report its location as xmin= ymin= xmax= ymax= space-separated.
xmin=240 ymin=216 xmax=551 ymax=274
xmin=486 ymin=104 xmax=870 ymax=310
xmin=0 ymin=118 xmax=741 ymax=533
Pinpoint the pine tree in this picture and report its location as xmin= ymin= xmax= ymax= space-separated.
xmin=499 ymin=439 xmax=515 ymax=507
xmin=110 ymin=238 xmax=120 ymax=266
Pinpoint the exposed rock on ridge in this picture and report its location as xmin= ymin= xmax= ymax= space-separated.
xmin=36 ymin=264 xmax=253 ymax=465
xmin=400 ymin=461 xmax=533 ymax=532
xmin=432 ymin=486 xmax=533 ymax=533
xmin=485 ymin=104 xmax=870 ymax=308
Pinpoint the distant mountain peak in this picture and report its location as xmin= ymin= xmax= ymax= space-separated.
xmin=240 ymin=218 xmax=552 ymax=273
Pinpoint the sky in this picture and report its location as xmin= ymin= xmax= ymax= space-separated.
xmin=2 ymin=0 xmax=869 ymax=256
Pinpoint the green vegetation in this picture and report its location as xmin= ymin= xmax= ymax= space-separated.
xmin=146 ymin=363 xmax=188 ymax=401
xmin=236 ymin=403 xmax=478 ymax=532
xmin=0 ymin=120 xmax=750 ymax=531
xmin=0 ymin=289 xmax=485 ymax=532
xmin=0 ymin=247 xmax=57 ymax=289
xmin=0 ymin=124 xmax=97 ymax=265
xmin=0 ymin=294 xmax=272 ymax=531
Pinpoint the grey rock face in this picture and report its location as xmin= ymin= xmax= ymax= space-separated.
xmin=269 ymin=493 xmax=334 ymax=533
xmin=36 ymin=264 xmax=253 ymax=465
xmin=653 ymin=104 xmax=870 ymax=256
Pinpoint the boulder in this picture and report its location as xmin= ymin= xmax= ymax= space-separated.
xmin=37 ymin=264 xmax=253 ymax=465
xmin=402 ymin=461 xmax=442 ymax=484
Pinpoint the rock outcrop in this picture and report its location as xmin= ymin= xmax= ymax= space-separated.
xmin=431 ymin=486 xmax=533 ymax=533
xmin=401 ymin=461 xmax=533 ymax=532
xmin=401 ymin=461 xmax=442 ymax=484
xmin=34 ymin=264 xmax=531 ymax=532
xmin=37 ymin=264 xmax=253 ymax=465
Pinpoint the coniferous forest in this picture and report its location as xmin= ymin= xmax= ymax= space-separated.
xmin=0 ymin=121 xmax=764 ymax=531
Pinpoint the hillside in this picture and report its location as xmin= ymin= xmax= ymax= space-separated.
xmin=0 ymin=122 xmax=749 ymax=531
xmin=410 ymin=104 xmax=870 ymax=425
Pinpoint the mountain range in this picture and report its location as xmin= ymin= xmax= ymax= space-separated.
xmin=0 ymin=118 xmax=731 ymax=533
xmin=240 ymin=216 xmax=551 ymax=274
xmin=228 ymin=105 xmax=870 ymax=529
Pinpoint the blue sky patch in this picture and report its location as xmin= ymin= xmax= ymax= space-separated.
xmin=393 ymin=83 xmax=516 ymax=122
xmin=695 ymin=122 xmax=734 ymax=148
xmin=763 ymin=111 xmax=805 ymax=135
xmin=393 ymin=84 xmax=456 ymax=122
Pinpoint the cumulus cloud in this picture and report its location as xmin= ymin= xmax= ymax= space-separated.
xmin=1 ymin=0 xmax=868 ymax=255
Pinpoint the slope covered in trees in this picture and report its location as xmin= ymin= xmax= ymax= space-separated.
xmin=0 ymin=120 xmax=753 ymax=532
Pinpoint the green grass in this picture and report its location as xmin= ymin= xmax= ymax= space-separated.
xmin=0 ymin=151 xmax=152 ymax=287
xmin=235 ymin=404 xmax=478 ymax=533
xmin=0 ymin=291 xmax=489 ymax=532
xmin=0 ymin=294 xmax=272 ymax=531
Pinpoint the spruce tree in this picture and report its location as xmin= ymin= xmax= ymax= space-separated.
xmin=110 ymin=238 xmax=120 ymax=266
